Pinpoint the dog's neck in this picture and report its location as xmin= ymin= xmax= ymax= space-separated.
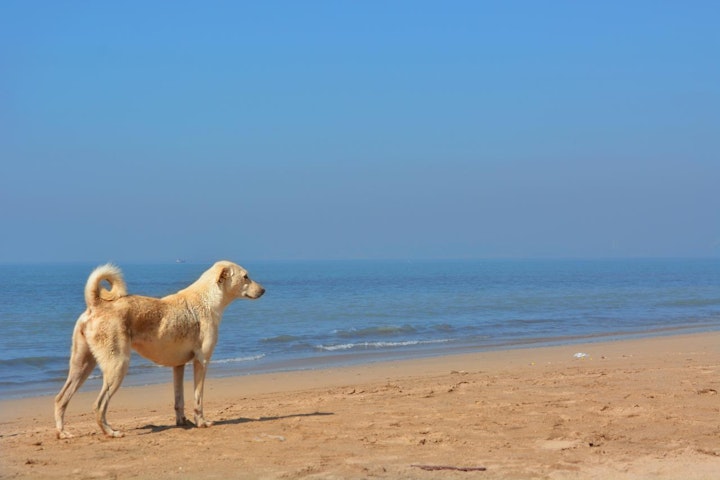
xmin=175 ymin=273 xmax=234 ymax=317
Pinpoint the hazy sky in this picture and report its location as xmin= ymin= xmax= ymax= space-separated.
xmin=1 ymin=1 xmax=718 ymax=263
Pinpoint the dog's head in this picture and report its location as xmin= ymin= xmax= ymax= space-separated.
xmin=214 ymin=261 xmax=265 ymax=301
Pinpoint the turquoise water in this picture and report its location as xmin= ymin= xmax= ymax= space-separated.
xmin=1 ymin=259 xmax=719 ymax=399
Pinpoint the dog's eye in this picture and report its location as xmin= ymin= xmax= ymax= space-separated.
xmin=242 ymin=274 xmax=249 ymax=281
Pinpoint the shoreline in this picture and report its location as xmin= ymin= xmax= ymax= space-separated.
xmin=3 ymin=331 xmax=720 ymax=479
xmin=3 ymin=329 xmax=716 ymax=411
xmin=4 ymin=323 xmax=719 ymax=402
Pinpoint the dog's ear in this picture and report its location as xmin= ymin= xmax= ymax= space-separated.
xmin=217 ymin=266 xmax=231 ymax=285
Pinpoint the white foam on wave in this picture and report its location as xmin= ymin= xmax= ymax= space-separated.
xmin=316 ymin=338 xmax=450 ymax=352
xmin=214 ymin=354 xmax=266 ymax=364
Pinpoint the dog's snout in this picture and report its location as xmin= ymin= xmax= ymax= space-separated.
xmin=258 ymin=287 xmax=266 ymax=297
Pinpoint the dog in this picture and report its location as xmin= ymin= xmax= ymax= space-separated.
xmin=54 ymin=261 xmax=265 ymax=439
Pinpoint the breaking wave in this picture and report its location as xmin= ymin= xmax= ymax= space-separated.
xmin=315 ymin=338 xmax=451 ymax=352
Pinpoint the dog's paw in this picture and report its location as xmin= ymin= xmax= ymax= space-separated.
xmin=57 ymin=430 xmax=74 ymax=440
xmin=195 ymin=419 xmax=214 ymax=428
xmin=103 ymin=429 xmax=125 ymax=438
xmin=176 ymin=416 xmax=191 ymax=427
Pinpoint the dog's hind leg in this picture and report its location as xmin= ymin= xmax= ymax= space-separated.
xmin=94 ymin=349 xmax=130 ymax=438
xmin=173 ymin=364 xmax=189 ymax=426
xmin=55 ymin=318 xmax=97 ymax=439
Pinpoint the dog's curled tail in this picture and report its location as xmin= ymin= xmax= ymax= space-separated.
xmin=85 ymin=264 xmax=128 ymax=307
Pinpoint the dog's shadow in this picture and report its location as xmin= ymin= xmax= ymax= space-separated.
xmin=137 ymin=411 xmax=334 ymax=435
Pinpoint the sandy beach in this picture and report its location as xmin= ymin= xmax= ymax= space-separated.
xmin=2 ymin=332 xmax=719 ymax=479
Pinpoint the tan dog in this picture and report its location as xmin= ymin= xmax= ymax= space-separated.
xmin=54 ymin=261 xmax=265 ymax=439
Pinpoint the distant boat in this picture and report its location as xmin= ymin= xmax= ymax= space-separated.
xmin=175 ymin=259 xmax=186 ymax=264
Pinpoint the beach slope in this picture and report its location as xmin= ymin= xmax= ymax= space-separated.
xmin=2 ymin=333 xmax=719 ymax=479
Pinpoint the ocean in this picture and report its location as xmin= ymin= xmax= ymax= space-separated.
xmin=1 ymin=259 xmax=719 ymax=400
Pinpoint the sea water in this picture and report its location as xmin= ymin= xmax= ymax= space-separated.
xmin=1 ymin=259 xmax=719 ymax=399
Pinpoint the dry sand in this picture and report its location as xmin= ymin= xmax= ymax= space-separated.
xmin=2 ymin=332 xmax=719 ymax=479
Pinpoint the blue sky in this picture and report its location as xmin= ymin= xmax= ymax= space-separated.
xmin=1 ymin=1 xmax=718 ymax=262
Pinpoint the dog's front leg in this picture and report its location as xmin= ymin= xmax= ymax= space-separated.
xmin=173 ymin=365 xmax=189 ymax=426
xmin=192 ymin=358 xmax=214 ymax=428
